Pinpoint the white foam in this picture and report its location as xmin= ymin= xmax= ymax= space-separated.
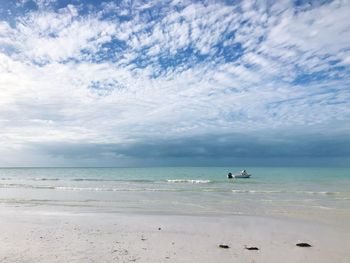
xmin=231 ymin=190 xmax=283 ymax=194
xmin=167 ymin=179 xmax=212 ymax=184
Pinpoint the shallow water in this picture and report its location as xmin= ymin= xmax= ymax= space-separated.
xmin=0 ymin=167 xmax=349 ymax=222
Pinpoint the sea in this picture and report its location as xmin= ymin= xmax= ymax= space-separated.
xmin=0 ymin=167 xmax=349 ymax=222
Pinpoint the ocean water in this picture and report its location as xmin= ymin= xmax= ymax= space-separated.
xmin=0 ymin=167 xmax=349 ymax=221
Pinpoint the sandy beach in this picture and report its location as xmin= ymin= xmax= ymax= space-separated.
xmin=0 ymin=206 xmax=349 ymax=263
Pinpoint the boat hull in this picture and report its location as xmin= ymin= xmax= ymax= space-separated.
xmin=233 ymin=174 xmax=251 ymax=178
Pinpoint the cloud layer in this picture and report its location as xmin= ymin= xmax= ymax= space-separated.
xmin=0 ymin=0 xmax=350 ymax=166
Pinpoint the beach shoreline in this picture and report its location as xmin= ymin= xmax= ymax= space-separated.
xmin=1 ymin=206 xmax=349 ymax=263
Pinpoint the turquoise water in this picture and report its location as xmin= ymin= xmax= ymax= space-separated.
xmin=0 ymin=167 xmax=349 ymax=220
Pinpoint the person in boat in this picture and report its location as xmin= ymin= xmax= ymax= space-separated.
xmin=241 ymin=170 xmax=247 ymax=175
xmin=227 ymin=172 xmax=233 ymax=179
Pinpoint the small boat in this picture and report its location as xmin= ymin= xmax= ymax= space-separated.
xmin=233 ymin=173 xmax=251 ymax=178
xmin=227 ymin=170 xmax=251 ymax=179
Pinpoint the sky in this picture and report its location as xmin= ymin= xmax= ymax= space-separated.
xmin=0 ymin=0 xmax=350 ymax=167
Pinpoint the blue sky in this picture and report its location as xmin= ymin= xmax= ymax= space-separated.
xmin=0 ymin=0 xmax=349 ymax=166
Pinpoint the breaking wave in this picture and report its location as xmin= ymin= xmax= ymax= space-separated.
xmin=231 ymin=189 xmax=342 ymax=195
xmin=166 ymin=179 xmax=212 ymax=184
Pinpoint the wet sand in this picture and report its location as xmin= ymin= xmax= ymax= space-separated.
xmin=0 ymin=207 xmax=349 ymax=263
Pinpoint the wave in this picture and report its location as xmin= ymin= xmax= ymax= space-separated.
xmin=55 ymin=186 xmax=184 ymax=192
xmin=0 ymin=183 xmax=184 ymax=192
xmin=166 ymin=179 xmax=212 ymax=184
xmin=1 ymin=177 xmax=214 ymax=184
xmin=0 ymin=177 xmax=157 ymax=183
xmin=232 ymin=190 xmax=284 ymax=194
xmin=70 ymin=178 xmax=155 ymax=183
xmin=0 ymin=182 xmax=346 ymax=197
xmin=298 ymin=191 xmax=341 ymax=195
xmin=0 ymin=183 xmax=56 ymax=189
xmin=33 ymin=178 xmax=60 ymax=181
xmin=231 ymin=189 xmax=343 ymax=195
xmin=55 ymin=186 xmax=117 ymax=191
xmin=0 ymin=178 xmax=60 ymax=181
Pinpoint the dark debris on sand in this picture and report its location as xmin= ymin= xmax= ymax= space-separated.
xmin=219 ymin=244 xmax=230 ymax=249
xmin=245 ymin=246 xmax=259 ymax=250
xmin=296 ymin=243 xmax=312 ymax=247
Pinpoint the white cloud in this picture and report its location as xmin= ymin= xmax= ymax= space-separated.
xmin=0 ymin=0 xmax=349 ymax=165
xmin=12 ymin=9 xmax=120 ymax=63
